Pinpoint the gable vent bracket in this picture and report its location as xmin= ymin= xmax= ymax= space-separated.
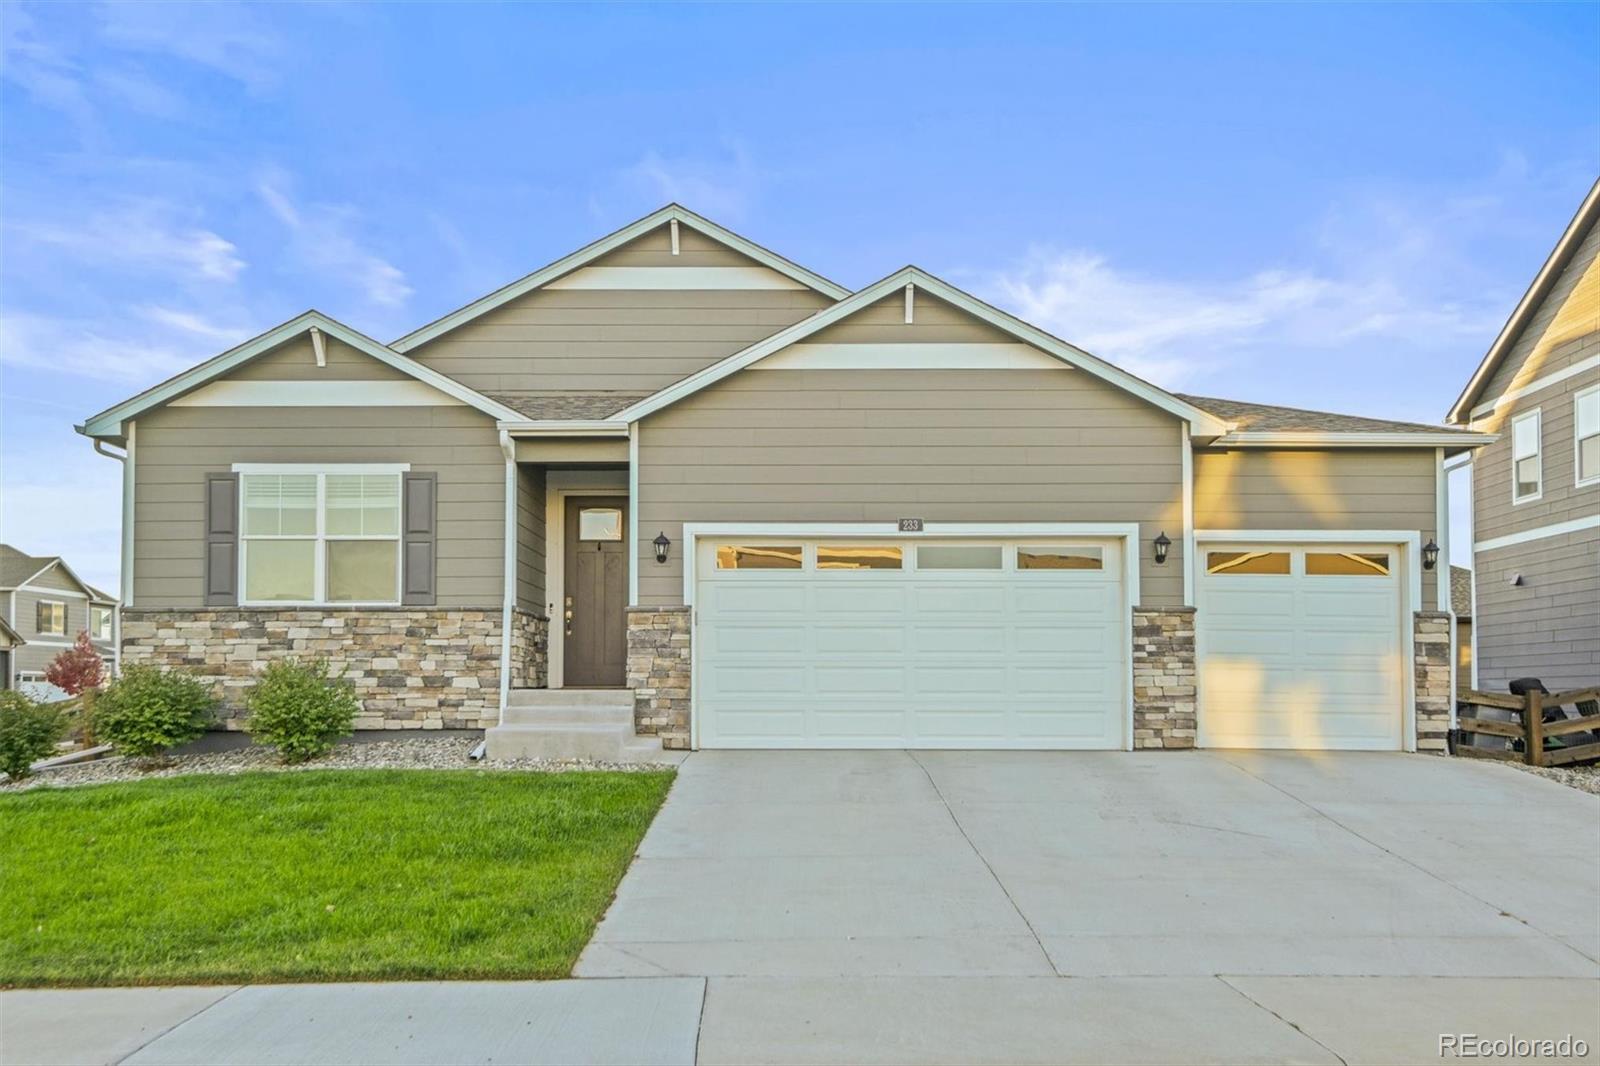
xmin=904 ymin=283 xmax=915 ymax=324
xmin=669 ymin=218 xmax=680 ymax=256
xmin=309 ymin=325 xmax=327 ymax=368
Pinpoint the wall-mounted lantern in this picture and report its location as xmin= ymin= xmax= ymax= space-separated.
xmin=1422 ymin=539 xmax=1440 ymax=571
xmin=1153 ymin=531 xmax=1172 ymax=565
xmin=653 ymin=531 xmax=672 ymax=565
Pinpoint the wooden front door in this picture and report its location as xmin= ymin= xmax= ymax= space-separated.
xmin=564 ymin=496 xmax=628 ymax=687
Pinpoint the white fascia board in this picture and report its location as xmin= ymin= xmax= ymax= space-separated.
xmin=1212 ymin=431 xmax=1497 ymax=449
xmin=498 ymin=420 xmax=631 ymax=438
xmin=80 ymin=312 xmax=525 ymax=439
xmin=391 ymin=205 xmax=850 ymax=353
xmin=616 ymin=267 xmax=1231 ymax=437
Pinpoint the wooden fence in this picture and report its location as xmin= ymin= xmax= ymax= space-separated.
xmin=1457 ymin=687 xmax=1600 ymax=767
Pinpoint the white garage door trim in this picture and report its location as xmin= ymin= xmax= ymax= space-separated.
xmin=1194 ymin=529 xmax=1420 ymax=752
xmin=682 ymin=522 xmax=1142 ymax=751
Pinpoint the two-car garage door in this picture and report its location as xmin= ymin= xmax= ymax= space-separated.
xmin=694 ymin=538 xmax=1127 ymax=749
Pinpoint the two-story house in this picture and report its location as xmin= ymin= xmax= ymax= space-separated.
xmin=1447 ymin=179 xmax=1600 ymax=693
xmin=0 ymin=545 xmax=120 ymax=696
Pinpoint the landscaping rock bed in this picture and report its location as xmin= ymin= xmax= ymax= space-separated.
xmin=1505 ymin=761 xmax=1600 ymax=795
xmin=1 ymin=736 xmax=675 ymax=792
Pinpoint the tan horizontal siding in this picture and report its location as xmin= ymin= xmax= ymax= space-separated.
xmin=229 ymin=336 xmax=412 ymax=382
xmin=132 ymin=405 xmax=505 ymax=608
xmin=807 ymin=290 xmax=1016 ymax=344
xmin=407 ymin=232 xmax=834 ymax=393
xmin=636 ymin=367 xmax=1186 ymax=607
xmin=1193 ymin=448 xmax=1441 ymax=610
xmin=516 ymin=465 xmax=547 ymax=611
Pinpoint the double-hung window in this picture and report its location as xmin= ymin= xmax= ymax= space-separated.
xmin=36 ymin=601 xmax=65 ymax=635
xmin=1576 ymin=386 xmax=1600 ymax=488
xmin=1511 ymin=409 xmax=1542 ymax=503
xmin=90 ymin=606 xmax=114 ymax=641
xmin=239 ymin=467 xmax=403 ymax=605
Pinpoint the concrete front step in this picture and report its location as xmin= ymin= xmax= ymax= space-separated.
xmin=507 ymin=687 xmax=633 ymax=709
xmin=485 ymin=722 xmax=673 ymax=763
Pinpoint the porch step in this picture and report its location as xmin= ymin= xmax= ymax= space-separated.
xmin=488 ymin=688 xmax=675 ymax=763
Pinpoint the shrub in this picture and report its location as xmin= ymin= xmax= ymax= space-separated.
xmin=95 ymin=665 xmax=216 ymax=759
xmin=0 ymin=690 xmax=67 ymax=779
xmin=45 ymin=632 xmax=106 ymax=696
xmin=245 ymin=659 xmax=359 ymax=763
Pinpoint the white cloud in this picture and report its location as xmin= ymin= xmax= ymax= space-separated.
xmin=0 ymin=310 xmax=203 ymax=383
xmin=96 ymin=1 xmax=283 ymax=93
xmin=136 ymin=306 xmax=251 ymax=345
xmin=0 ymin=7 xmax=96 ymax=130
xmin=257 ymin=171 xmax=413 ymax=308
xmin=0 ymin=426 xmax=124 ymax=594
xmin=12 ymin=202 xmax=245 ymax=283
xmin=618 ymin=147 xmax=759 ymax=220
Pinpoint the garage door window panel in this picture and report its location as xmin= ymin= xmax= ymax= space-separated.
xmin=1017 ymin=546 xmax=1103 ymax=571
xmin=715 ymin=545 xmax=803 ymax=570
xmin=917 ymin=544 xmax=1003 ymax=570
xmin=1206 ymin=550 xmax=1291 ymax=575
xmin=817 ymin=545 xmax=903 ymax=570
xmin=1305 ymin=552 xmax=1391 ymax=576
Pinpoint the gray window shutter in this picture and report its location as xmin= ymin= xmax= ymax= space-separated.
xmin=403 ymin=472 xmax=437 ymax=605
xmin=204 ymin=473 xmax=239 ymax=606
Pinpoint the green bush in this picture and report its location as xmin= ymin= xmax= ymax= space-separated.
xmin=0 ymin=690 xmax=67 ymax=780
xmin=94 ymin=665 xmax=216 ymax=759
xmin=245 ymin=659 xmax=359 ymax=763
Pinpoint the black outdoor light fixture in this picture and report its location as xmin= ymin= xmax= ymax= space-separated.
xmin=653 ymin=531 xmax=672 ymax=564
xmin=1422 ymin=539 xmax=1440 ymax=571
xmin=1153 ymin=531 xmax=1172 ymax=565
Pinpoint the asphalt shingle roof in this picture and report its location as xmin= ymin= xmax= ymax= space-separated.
xmin=1450 ymin=565 xmax=1473 ymax=618
xmin=1176 ymin=395 xmax=1482 ymax=435
xmin=0 ymin=545 xmax=57 ymax=589
xmin=486 ymin=393 xmax=646 ymax=420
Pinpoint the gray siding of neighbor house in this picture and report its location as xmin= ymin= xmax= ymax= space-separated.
xmin=635 ymin=359 xmax=1189 ymax=608
xmin=131 ymin=340 xmax=507 ymax=609
xmin=403 ymin=224 xmax=835 ymax=394
xmin=1192 ymin=448 xmax=1442 ymax=611
xmin=1467 ymin=213 xmax=1599 ymax=693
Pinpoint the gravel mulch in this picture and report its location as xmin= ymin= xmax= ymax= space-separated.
xmin=1505 ymin=760 xmax=1600 ymax=795
xmin=1 ymin=736 xmax=678 ymax=792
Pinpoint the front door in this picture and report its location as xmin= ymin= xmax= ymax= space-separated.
xmin=564 ymin=496 xmax=628 ymax=687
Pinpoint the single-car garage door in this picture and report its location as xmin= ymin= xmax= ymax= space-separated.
xmin=1197 ymin=543 xmax=1405 ymax=750
xmin=694 ymin=538 xmax=1127 ymax=749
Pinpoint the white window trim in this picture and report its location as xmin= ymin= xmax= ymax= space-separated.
xmin=1575 ymin=384 xmax=1600 ymax=489
xmin=1510 ymin=408 xmax=1542 ymax=504
xmin=36 ymin=599 xmax=67 ymax=637
xmin=237 ymin=467 xmax=406 ymax=608
xmin=90 ymin=605 xmax=114 ymax=641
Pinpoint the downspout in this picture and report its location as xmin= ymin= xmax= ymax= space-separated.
xmin=497 ymin=429 xmax=516 ymax=726
xmin=1436 ymin=447 xmax=1456 ymax=734
xmin=93 ymin=431 xmax=132 ymax=677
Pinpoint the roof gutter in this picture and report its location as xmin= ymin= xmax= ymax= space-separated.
xmin=1209 ymin=431 xmax=1497 ymax=450
xmin=497 ymin=420 xmax=631 ymax=438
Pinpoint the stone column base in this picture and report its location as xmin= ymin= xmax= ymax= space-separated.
xmin=1413 ymin=610 xmax=1451 ymax=754
xmin=1132 ymin=606 xmax=1197 ymax=750
xmin=626 ymin=606 xmax=691 ymax=745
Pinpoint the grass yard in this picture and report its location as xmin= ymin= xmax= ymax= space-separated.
xmin=0 ymin=769 xmax=674 ymax=987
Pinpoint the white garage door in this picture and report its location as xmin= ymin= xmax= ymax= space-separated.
xmin=694 ymin=538 xmax=1127 ymax=749
xmin=1197 ymin=544 xmax=1405 ymax=750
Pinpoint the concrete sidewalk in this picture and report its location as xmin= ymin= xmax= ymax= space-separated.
xmin=5 ymin=975 xmax=1597 ymax=1065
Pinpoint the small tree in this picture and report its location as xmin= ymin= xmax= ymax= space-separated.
xmin=0 ymin=690 xmax=67 ymax=780
xmin=45 ymin=631 xmax=106 ymax=696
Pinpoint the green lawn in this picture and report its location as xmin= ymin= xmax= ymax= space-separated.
xmin=0 ymin=769 xmax=674 ymax=987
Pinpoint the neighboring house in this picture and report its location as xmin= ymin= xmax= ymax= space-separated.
xmin=1447 ymin=180 xmax=1600 ymax=694
xmin=80 ymin=204 xmax=1491 ymax=756
xmin=0 ymin=616 xmax=23 ymax=691
xmin=1451 ymin=565 xmax=1473 ymax=698
xmin=0 ymin=544 xmax=119 ymax=695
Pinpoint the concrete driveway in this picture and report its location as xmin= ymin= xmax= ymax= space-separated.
xmin=575 ymin=750 xmax=1600 ymax=1063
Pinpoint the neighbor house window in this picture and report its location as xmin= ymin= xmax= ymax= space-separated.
xmin=36 ymin=600 xmax=66 ymax=635
xmin=90 ymin=606 xmax=113 ymax=641
xmin=240 ymin=469 xmax=401 ymax=604
xmin=1577 ymin=386 xmax=1600 ymax=488
xmin=1512 ymin=409 xmax=1541 ymax=502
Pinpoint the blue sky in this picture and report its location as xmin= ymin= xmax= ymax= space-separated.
xmin=2 ymin=2 xmax=1597 ymax=592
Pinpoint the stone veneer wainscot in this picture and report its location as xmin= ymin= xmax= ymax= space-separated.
xmin=122 ymin=607 xmax=548 ymax=730
xmin=626 ymin=606 xmax=691 ymax=749
xmin=1413 ymin=611 xmax=1452 ymax=755
xmin=1131 ymin=606 xmax=1198 ymax=750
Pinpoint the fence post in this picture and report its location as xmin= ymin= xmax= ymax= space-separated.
xmin=1527 ymin=688 xmax=1544 ymax=767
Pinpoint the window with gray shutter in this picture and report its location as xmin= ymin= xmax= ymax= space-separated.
xmin=402 ymin=472 xmax=437 ymax=605
xmin=204 ymin=473 xmax=239 ymax=605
